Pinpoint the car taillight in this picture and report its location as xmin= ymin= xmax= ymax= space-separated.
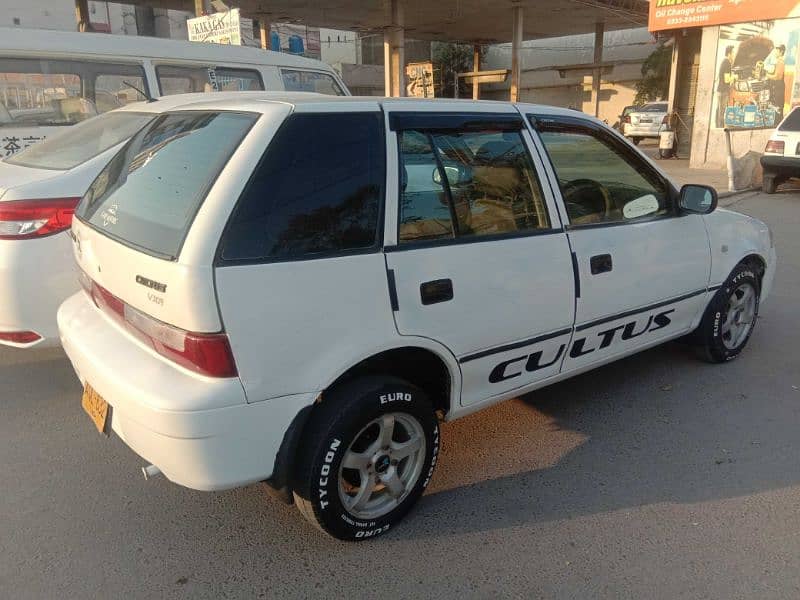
xmin=0 ymin=198 xmax=80 ymax=240
xmin=80 ymin=271 xmax=237 ymax=378
xmin=765 ymin=140 xmax=785 ymax=154
xmin=0 ymin=331 xmax=42 ymax=344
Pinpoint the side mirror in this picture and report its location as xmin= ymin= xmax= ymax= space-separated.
xmin=433 ymin=164 xmax=472 ymax=186
xmin=679 ymin=184 xmax=717 ymax=215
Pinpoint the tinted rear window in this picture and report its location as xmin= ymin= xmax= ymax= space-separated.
xmin=5 ymin=111 xmax=153 ymax=170
xmin=640 ymin=103 xmax=667 ymax=113
xmin=220 ymin=112 xmax=384 ymax=262
xmin=77 ymin=111 xmax=257 ymax=259
xmin=779 ymin=108 xmax=800 ymax=131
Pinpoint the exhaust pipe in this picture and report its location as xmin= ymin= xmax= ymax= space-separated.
xmin=141 ymin=464 xmax=162 ymax=480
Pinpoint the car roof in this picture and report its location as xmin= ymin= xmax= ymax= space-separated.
xmin=116 ymin=92 xmax=597 ymax=122
xmin=0 ymin=27 xmax=334 ymax=71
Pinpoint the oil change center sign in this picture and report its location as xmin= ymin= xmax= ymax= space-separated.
xmin=650 ymin=0 xmax=800 ymax=32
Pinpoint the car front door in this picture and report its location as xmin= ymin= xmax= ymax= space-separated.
xmin=529 ymin=114 xmax=711 ymax=371
xmin=383 ymin=110 xmax=576 ymax=407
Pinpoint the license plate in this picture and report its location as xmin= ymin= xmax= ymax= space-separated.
xmin=82 ymin=383 xmax=110 ymax=435
xmin=640 ymin=118 xmax=653 ymax=123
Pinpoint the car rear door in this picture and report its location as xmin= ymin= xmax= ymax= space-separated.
xmin=383 ymin=108 xmax=576 ymax=407
xmin=529 ymin=113 xmax=711 ymax=372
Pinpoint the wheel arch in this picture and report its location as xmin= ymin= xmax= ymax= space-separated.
xmin=264 ymin=341 xmax=461 ymax=502
xmin=738 ymin=253 xmax=767 ymax=285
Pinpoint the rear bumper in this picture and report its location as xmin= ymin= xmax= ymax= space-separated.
xmin=58 ymin=292 xmax=314 ymax=491
xmin=625 ymin=124 xmax=661 ymax=138
xmin=760 ymin=154 xmax=800 ymax=176
xmin=0 ymin=232 xmax=76 ymax=348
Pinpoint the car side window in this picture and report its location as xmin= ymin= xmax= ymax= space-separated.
xmin=537 ymin=124 xmax=670 ymax=226
xmin=398 ymin=128 xmax=550 ymax=244
xmin=220 ymin=112 xmax=384 ymax=262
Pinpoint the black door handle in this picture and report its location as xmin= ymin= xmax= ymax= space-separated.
xmin=590 ymin=254 xmax=613 ymax=275
xmin=420 ymin=279 xmax=453 ymax=305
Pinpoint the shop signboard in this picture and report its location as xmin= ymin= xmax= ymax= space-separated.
xmin=406 ymin=62 xmax=435 ymax=98
xmin=187 ymin=9 xmax=256 ymax=47
xmin=710 ymin=19 xmax=800 ymax=130
xmin=649 ymin=0 xmax=800 ymax=33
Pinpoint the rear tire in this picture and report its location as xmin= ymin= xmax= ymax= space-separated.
xmin=763 ymin=174 xmax=778 ymax=194
xmin=695 ymin=264 xmax=761 ymax=363
xmin=292 ymin=376 xmax=439 ymax=541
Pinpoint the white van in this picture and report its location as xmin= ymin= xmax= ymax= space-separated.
xmin=0 ymin=27 xmax=348 ymax=157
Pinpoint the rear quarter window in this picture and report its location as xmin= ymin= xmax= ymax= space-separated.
xmin=77 ymin=111 xmax=257 ymax=259
xmin=219 ymin=112 xmax=384 ymax=262
xmin=779 ymin=108 xmax=800 ymax=131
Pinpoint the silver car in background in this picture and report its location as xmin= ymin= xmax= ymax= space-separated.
xmin=623 ymin=102 xmax=669 ymax=145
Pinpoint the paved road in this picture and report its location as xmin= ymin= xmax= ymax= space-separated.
xmin=2 ymin=190 xmax=799 ymax=599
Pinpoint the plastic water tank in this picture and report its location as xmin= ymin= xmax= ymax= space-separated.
xmin=270 ymin=31 xmax=280 ymax=52
xmin=288 ymin=34 xmax=304 ymax=55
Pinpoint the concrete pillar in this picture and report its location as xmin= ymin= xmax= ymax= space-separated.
xmin=194 ymin=0 xmax=210 ymax=17
xmin=472 ymin=44 xmax=481 ymax=100
xmin=592 ymin=21 xmax=604 ymax=118
xmin=383 ymin=0 xmax=405 ymax=97
xmin=259 ymin=17 xmax=271 ymax=50
xmin=666 ymin=33 xmax=680 ymax=113
xmin=510 ymin=6 xmax=523 ymax=102
xmin=75 ymin=0 xmax=92 ymax=32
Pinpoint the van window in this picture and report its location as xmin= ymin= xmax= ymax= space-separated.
xmin=156 ymin=65 xmax=264 ymax=95
xmin=5 ymin=111 xmax=153 ymax=170
xmin=281 ymin=70 xmax=344 ymax=96
xmin=77 ymin=111 xmax=257 ymax=260
xmin=0 ymin=58 xmax=148 ymax=126
xmin=220 ymin=112 xmax=384 ymax=262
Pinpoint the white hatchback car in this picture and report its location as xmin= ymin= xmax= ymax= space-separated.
xmin=761 ymin=106 xmax=800 ymax=193
xmin=0 ymin=92 xmax=302 ymax=348
xmin=58 ymin=95 xmax=776 ymax=541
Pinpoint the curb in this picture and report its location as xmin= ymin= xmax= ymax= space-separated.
xmin=718 ymin=186 xmax=759 ymax=200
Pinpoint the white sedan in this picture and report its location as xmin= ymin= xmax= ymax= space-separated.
xmin=0 ymin=91 xmax=292 ymax=347
xmin=624 ymin=101 xmax=669 ymax=145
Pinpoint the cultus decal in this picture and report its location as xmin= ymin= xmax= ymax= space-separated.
xmin=489 ymin=309 xmax=675 ymax=383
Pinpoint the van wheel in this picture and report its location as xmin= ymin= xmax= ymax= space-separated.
xmin=292 ymin=376 xmax=439 ymax=541
xmin=696 ymin=264 xmax=760 ymax=363
xmin=632 ymin=137 xmax=642 ymax=146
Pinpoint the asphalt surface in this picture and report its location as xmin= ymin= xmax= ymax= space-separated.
xmin=2 ymin=190 xmax=800 ymax=599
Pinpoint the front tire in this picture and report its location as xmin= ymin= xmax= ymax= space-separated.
xmin=696 ymin=264 xmax=761 ymax=363
xmin=292 ymin=376 xmax=439 ymax=541
xmin=631 ymin=136 xmax=642 ymax=146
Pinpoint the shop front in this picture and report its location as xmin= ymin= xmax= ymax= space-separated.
xmin=650 ymin=1 xmax=800 ymax=168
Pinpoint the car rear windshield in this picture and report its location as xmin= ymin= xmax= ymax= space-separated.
xmin=779 ymin=108 xmax=800 ymax=131
xmin=4 ymin=111 xmax=154 ymax=170
xmin=77 ymin=111 xmax=257 ymax=260
xmin=640 ymin=103 xmax=667 ymax=112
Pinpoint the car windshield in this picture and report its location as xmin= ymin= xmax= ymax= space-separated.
xmin=640 ymin=103 xmax=668 ymax=113
xmin=4 ymin=111 xmax=154 ymax=170
xmin=77 ymin=110 xmax=257 ymax=260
